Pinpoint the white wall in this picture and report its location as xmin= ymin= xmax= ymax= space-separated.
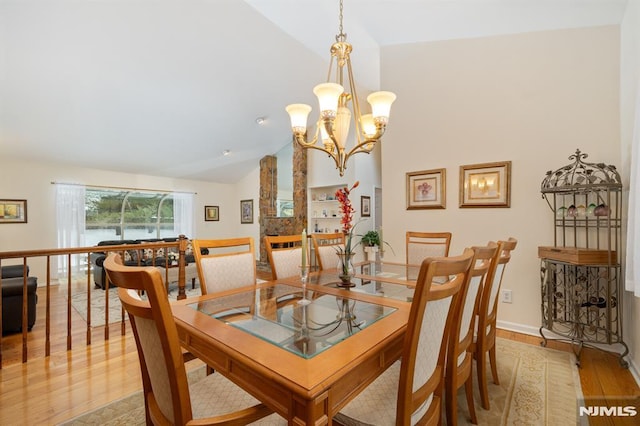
xmin=380 ymin=26 xmax=621 ymax=330
xmin=0 ymin=157 xmax=256 ymax=276
xmin=621 ymin=0 xmax=640 ymax=380
xmin=235 ymin=165 xmax=261 ymax=253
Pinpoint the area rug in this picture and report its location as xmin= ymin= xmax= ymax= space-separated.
xmin=63 ymin=282 xmax=202 ymax=327
xmin=58 ymin=337 xmax=582 ymax=425
xmin=458 ymin=338 xmax=581 ymax=425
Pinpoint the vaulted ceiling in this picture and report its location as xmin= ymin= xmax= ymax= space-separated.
xmin=0 ymin=0 xmax=628 ymax=183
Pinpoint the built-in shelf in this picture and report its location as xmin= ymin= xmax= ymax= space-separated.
xmin=308 ymin=184 xmax=345 ymax=234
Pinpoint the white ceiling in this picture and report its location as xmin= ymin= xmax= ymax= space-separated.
xmin=0 ymin=0 xmax=628 ymax=183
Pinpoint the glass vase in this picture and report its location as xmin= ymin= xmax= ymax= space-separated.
xmin=298 ymin=265 xmax=311 ymax=305
xmin=337 ymin=252 xmax=355 ymax=287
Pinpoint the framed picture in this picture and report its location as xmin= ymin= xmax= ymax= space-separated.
xmin=204 ymin=205 xmax=219 ymax=221
xmin=240 ymin=199 xmax=253 ymax=224
xmin=0 ymin=199 xmax=27 ymax=224
xmin=360 ymin=263 xmax=371 ymax=284
xmin=361 ymin=196 xmax=371 ymax=217
xmin=406 ymin=168 xmax=446 ymax=210
xmin=459 ymin=161 xmax=511 ymax=208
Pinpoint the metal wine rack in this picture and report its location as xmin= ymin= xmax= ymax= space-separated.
xmin=538 ymin=149 xmax=627 ymax=367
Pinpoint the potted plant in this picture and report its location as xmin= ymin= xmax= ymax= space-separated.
xmin=361 ymin=230 xmax=380 ymax=261
xmin=361 ymin=230 xmax=380 ymax=247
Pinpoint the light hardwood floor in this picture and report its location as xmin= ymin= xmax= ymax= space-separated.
xmin=0 ymin=280 xmax=638 ymax=425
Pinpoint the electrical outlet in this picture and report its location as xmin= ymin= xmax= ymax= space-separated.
xmin=501 ymin=289 xmax=513 ymax=304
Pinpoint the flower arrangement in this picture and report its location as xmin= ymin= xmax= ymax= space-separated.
xmin=334 ymin=181 xmax=361 ymax=284
xmin=335 ymin=181 xmax=360 ymax=255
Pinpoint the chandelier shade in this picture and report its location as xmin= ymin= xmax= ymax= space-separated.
xmin=314 ymin=83 xmax=344 ymax=117
xmin=285 ymin=104 xmax=312 ymax=133
xmin=367 ymin=91 xmax=396 ymax=124
xmin=285 ymin=0 xmax=396 ymax=176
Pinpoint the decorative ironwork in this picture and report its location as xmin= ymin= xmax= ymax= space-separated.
xmin=541 ymin=149 xmax=622 ymax=193
xmin=538 ymin=149 xmax=627 ymax=368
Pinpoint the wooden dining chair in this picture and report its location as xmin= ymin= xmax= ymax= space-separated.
xmin=334 ymin=249 xmax=474 ymax=425
xmin=406 ymin=231 xmax=452 ymax=265
xmin=264 ymin=234 xmax=307 ymax=280
xmin=102 ymin=253 xmax=276 ymax=425
xmin=192 ymin=237 xmax=256 ymax=295
xmin=445 ymin=243 xmax=499 ymax=426
xmin=310 ymin=232 xmax=345 ymax=271
xmin=473 ymin=237 xmax=518 ymax=410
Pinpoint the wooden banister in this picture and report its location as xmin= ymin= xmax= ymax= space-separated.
xmin=0 ymin=236 xmax=190 ymax=368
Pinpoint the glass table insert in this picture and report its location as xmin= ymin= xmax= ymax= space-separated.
xmin=187 ymin=283 xmax=397 ymax=358
xmin=318 ymin=261 xmax=418 ymax=302
xmin=359 ymin=261 xmax=420 ymax=282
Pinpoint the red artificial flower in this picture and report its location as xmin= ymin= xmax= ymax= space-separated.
xmin=335 ymin=181 xmax=360 ymax=253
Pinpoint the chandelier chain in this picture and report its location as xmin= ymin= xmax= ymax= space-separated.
xmin=337 ymin=0 xmax=346 ymax=42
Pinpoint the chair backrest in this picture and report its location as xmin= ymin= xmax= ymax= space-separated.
xmin=396 ymin=248 xmax=474 ymax=424
xmin=448 ymin=243 xmax=499 ymax=372
xmin=406 ymin=231 xmax=452 ymax=265
xmin=192 ymin=237 xmax=256 ymax=295
xmin=103 ymin=253 xmax=195 ymax=424
xmin=311 ymin=232 xmax=345 ymax=270
xmin=477 ymin=237 xmax=518 ymax=334
xmin=264 ymin=234 xmax=307 ymax=280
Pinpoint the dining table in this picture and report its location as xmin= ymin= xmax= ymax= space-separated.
xmin=172 ymin=261 xmax=421 ymax=425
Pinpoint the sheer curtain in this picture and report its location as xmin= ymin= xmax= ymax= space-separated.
xmin=173 ymin=193 xmax=194 ymax=239
xmin=56 ymin=184 xmax=86 ymax=274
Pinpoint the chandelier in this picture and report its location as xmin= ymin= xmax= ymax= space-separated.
xmin=285 ymin=0 xmax=396 ymax=176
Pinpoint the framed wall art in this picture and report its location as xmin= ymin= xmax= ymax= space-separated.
xmin=204 ymin=205 xmax=219 ymax=221
xmin=361 ymin=196 xmax=371 ymax=217
xmin=360 ymin=263 xmax=371 ymax=284
xmin=406 ymin=168 xmax=446 ymax=210
xmin=459 ymin=161 xmax=511 ymax=208
xmin=0 ymin=199 xmax=27 ymax=224
xmin=240 ymin=199 xmax=254 ymax=224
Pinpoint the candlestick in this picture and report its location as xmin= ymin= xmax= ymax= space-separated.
xmin=301 ymin=229 xmax=307 ymax=269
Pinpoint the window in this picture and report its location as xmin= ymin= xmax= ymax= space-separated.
xmin=56 ymin=184 xmax=193 ymax=275
xmin=84 ymin=188 xmax=189 ymax=246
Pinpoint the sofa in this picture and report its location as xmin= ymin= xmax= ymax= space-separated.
xmin=1 ymin=265 xmax=38 ymax=334
xmin=90 ymin=238 xmax=203 ymax=290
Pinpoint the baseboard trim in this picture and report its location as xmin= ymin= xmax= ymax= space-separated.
xmin=496 ymin=320 xmax=540 ymax=337
xmin=497 ymin=320 xmax=640 ymax=388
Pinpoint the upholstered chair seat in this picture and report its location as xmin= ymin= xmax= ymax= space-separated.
xmin=103 ymin=254 xmax=280 ymax=425
xmin=334 ymin=362 xmax=401 ymax=425
xmin=264 ymin=234 xmax=307 ymax=280
xmin=311 ymin=233 xmax=345 ymax=271
xmin=192 ymin=237 xmax=257 ymax=295
xmin=472 ymin=237 xmax=518 ymax=410
xmin=406 ymin=231 xmax=452 ymax=265
xmin=445 ymin=243 xmax=499 ymax=425
xmin=334 ymin=249 xmax=474 ymax=425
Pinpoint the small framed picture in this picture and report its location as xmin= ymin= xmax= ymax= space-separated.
xmin=361 ymin=196 xmax=371 ymax=217
xmin=360 ymin=263 xmax=371 ymax=284
xmin=204 ymin=205 xmax=219 ymax=221
xmin=459 ymin=161 xmax=511 ymax=208
xmin=406 ymin=169 xmax=446 ymax=210
xmin=240 ymin=199 xmax=254 ymax=224
xmin=0 ymin=199 xmax=27 ymax=224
